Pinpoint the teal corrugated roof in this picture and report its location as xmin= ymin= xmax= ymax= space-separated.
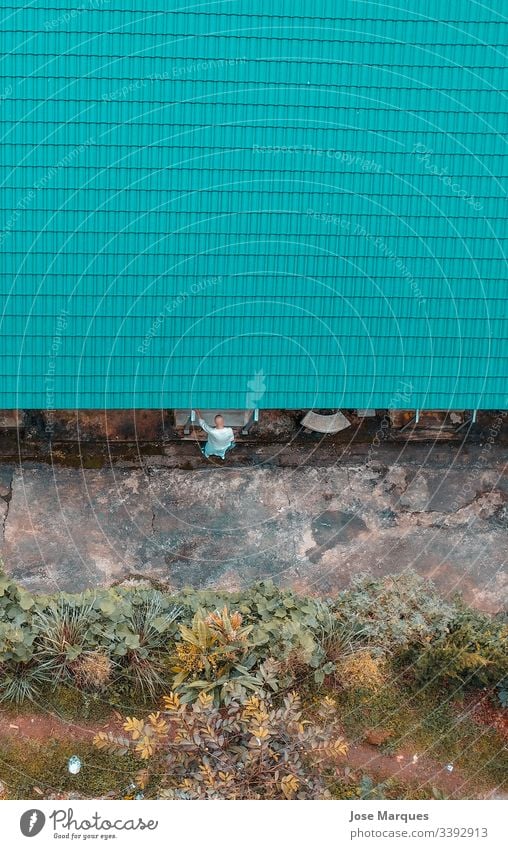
xmin=0 ymin=1 xmax=507 ymax=409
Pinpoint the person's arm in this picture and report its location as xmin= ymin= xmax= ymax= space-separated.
xmin=193 ymin=410 xmax=212 ymax=435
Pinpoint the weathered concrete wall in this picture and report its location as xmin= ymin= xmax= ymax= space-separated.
xmin=0 ymin=410 xmax=24 ymax=429
xmin=40 ymin=409 xmax=173 ymax=441
xmin=1 ymin=447 xmax=506 ymax=613
xmin=2 ymin=408 xmax=507 ymax=447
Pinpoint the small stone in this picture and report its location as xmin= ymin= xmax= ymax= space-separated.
xmin=412 ymin=754 xmax=419 ymax=764
xmin=68 ymin=755 xmax=82 ymax=775
xmin=446 ymin=763 xmax=454 ymax=772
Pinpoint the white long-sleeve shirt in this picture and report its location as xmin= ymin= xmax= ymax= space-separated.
xmin=198 ymin=418 xmax=234 ymax=458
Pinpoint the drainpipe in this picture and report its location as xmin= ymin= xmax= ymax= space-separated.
xmin=399 ymin=408 xmax=420 ymax=432
xmin=456 ymin=408 xmax=478 ymax=432
xmin=183 ymin=409 xmax=196 ymax=435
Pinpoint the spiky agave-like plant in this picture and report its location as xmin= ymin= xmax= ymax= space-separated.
xmin=120 ymin=591 xmax=183 ymax=699
xmin=0 ymin=659 xmax=56 ymax=704
xmin=31 ymin=597 xmax=97 ymax=683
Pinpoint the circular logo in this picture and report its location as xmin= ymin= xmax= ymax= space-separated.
xmin=20 ymin=809 xmax=46 ymax=837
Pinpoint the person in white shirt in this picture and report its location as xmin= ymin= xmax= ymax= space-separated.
xmin=194 ymin=410 xmax=236 ymax=459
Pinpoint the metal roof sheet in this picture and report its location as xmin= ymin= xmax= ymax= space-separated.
xmin=0 ymin=1 xmax=506 ymax=409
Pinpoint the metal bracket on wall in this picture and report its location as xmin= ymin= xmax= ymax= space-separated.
xmin=455 ymin=409 xmax=478 ymax=432
xmin=241 ymin=408 xmax=259 ymax=435
xmin=399 ymin=409 xmax=420 ymax=432
xmin=183 ymin=409 xmax=196 ymax=435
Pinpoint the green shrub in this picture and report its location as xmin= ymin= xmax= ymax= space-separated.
xmin=496 ymin=679 xmax=508 ymax=708
xmin=0 ymin=574 xmax=505 ymax=707
xmin=335 ymin=571 xmax=455 ymax=652
xmin=178 ymin=581 xmax=340 ymax=686
xmin=0 ymin=578 xmax=37 ymax=663
xmin=0 ymin=659 xmax=55 ymax=704
xmin=413 ymin=607 xmax=508 ymax=687
xmin=171 ymin=606 xmax=256 ymax=702
xmin=32 ymin=597 xmax=98 ymax=682
xmin=110 ymin=591 xmax=182 ymax=698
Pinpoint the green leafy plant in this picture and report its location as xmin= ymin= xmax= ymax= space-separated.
xmin=0 ymin=575 xmax=506 ymax=711
xmin=178 ymin=581 xmax=335 ymax=678
xmin=0 ymin=578 xmax=37 ymax=663
xmin=313 ymin=610 xmax=367 ymax=685
xmin=171 ymin=607 xmax=263 ymax=704
xmin=112 ymin=591 xmax=182 ymax=698
xmin=413 ymin=608 xmax=508 ymax=687
xmin=31 ymin=597 xmax=98 ymax=682
xmin=94 ymin=690 xmax=348 ymax=799
xmin=336 ymin=571 xmax=455 ymax=652
xmin=497 ymin=678 xmax=508 ymax=709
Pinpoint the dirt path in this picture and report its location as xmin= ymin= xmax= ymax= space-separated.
xmin=345 ymin=742 xmax=484 ymax=799
xmin=0 ymin=711 xmax=112 ymax=743
xmin=0 ymin=709 xmax=502 ymax=800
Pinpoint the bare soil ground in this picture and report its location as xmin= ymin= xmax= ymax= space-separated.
xmin=0 ymin=694 xmax=504 ymax=800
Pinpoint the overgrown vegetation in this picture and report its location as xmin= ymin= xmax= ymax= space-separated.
xmin=0 ymin=572 xmax=506 ymax=706
xmin=95 ymin=690 xmax=347 ymax=799
xmin=0 ymin=571 xmax=506 ymax=799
